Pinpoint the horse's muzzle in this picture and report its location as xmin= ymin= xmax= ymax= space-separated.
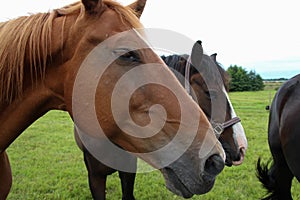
xmin=161 ymin=153 xmax=224 ymax=198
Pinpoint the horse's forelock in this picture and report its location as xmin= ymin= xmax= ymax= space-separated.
xmin=161 ymin=54 xmax=189 ymax=75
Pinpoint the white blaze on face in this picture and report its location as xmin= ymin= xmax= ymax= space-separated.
xmin=222 ymin=86 xmax=248 ymax=153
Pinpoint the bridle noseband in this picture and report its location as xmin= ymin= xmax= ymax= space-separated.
xmin=184 ymin=55 xmax=241 ymax=137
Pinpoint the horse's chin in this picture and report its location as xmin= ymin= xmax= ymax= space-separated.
xmin=161 ymin=167 xmax=193 ymax=198
xmin=161 ymin=167 xmax=214 ymax=198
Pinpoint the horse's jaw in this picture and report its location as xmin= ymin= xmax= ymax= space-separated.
xmin=161 ymin=167 xmax=195 ymax=198
xmin=160 ymin=166 xmax=217 ymax=198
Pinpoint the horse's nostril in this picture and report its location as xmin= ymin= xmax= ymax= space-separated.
xmin=204 ymin=154 xmax=225 ymax=176
xmin=232 ymin=147 xmax=246 ymax=166
xmin=240 ymin=147 xmax=246 ymax=156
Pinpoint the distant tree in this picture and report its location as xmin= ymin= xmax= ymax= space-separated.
xmin=227 ymin=65 xmax=264 ymax=91
xmin=264 ymin=78 xmax=288 ymax=82
xmin=249 ymin=70 xmax=264 ymax=91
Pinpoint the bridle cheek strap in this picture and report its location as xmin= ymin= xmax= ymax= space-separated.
xmin=184 ymin=56 xmax=191 ymax=95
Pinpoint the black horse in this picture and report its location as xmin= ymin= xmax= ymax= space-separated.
xmin=257 ymin=74 xmax=300 ymax=200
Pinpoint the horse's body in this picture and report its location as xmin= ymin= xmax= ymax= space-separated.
xmin=75 ymin=41 xmax=247 ymax=199
xmin=257 ymin=74 xmax=300 ymax=200
xmin=0 ymin=0 xmax=226 ymax=199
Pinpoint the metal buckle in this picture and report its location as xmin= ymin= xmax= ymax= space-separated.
xmin=213 ymin=123 xmax=224 ymax=137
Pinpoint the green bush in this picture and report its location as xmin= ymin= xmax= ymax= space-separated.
xmin=227 ymin=65 xmax=264 ymax=92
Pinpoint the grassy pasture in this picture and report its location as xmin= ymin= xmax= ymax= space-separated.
xmin=263 ymin=81 xmax=285 ymax=91
xmin=6 ymin=89 xmax=300 ymax=199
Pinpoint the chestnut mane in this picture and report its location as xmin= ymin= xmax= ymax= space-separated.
xmin=0 ymin=0 xmax=142 ymax=103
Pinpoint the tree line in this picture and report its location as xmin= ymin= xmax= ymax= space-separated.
xmin=226 ymin=65 xmax=264 ymax=92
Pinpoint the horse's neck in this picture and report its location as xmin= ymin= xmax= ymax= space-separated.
xmin=0 ymin=14 xmax=83 ymax=153
xmin=0 ymin=78 xmax=66 ymax=153
xmin=0 ymin=14 xmax=81 ymax=153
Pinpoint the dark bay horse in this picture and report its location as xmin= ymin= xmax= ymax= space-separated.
xmin=0 ymin=0 xmax=226 ymax=199
xmin=161 ymin=45 xmax=247 ymax=166
xmin=257 ymin=74 xmax=300 ymax=200
xmin=75 ymin=41 xmax=247 ymax=199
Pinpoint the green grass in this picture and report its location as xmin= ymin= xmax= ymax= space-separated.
xmin=6 ymin=90 xmax=300 ymax=199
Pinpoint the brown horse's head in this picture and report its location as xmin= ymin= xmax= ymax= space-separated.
xmin=188 ymin=42 xmax=247 ymax=166
xmin=0 ymin=0 xmax=225 ymax=197
xmin=64 ymin=1 xmax=226 ymax=197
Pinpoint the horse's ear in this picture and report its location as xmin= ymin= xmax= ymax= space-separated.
xmin=127 ymin=0 xmax=147 ymax=18
xmin=210 ymin=53 xmax=217 ymax=63
xmin=191 ymin=40 xmax=203 ymax=68
xmin=82 ymin=0 xmax=103 ymax=14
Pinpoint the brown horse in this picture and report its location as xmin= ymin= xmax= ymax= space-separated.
xmin=0 ymin=0 xmax=226 ymax=199
xmin=75 ymin=41 xmax=247 ymax=199
xmin=257 ymin=74 xmax=300 ymax=200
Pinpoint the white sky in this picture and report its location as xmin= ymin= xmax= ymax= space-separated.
xmin=0 ymin=0 xmax=299 ymax=78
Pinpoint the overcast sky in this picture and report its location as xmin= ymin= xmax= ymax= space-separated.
xmin=0 ymin=0 xmax=299 ymax=78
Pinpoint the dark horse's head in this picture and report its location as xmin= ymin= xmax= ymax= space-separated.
xmin=161 ymin=41 xmax=247 ymax=166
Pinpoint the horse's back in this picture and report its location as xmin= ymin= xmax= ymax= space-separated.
xmin=270 ymin=74 xmax=300 ymax=180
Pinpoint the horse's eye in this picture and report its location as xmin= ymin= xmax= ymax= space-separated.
xmin=113 ymin=48 xmax=141 ymax=63
xmin=193 ymin=79 xmax=202 ymax=86
xmin=205 ymin=90 xmax=218 ymax=100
